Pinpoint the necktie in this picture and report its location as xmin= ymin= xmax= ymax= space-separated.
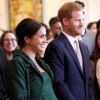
xmin=74 ymin=40 xmax=83 ymax=71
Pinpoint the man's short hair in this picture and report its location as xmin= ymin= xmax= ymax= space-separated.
xmin=58 ymin=2 xmax=83 ymax=24
xmin=75 ymin=1 xmax=85 ymax=8
xmin=49 ymin=17 xmax=60 ymax=27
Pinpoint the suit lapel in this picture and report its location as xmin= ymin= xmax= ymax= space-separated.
xmin=60 ymin=33 xmax=84 ymax=75
xmin=79 ymin=41 xmax=89 ymax=80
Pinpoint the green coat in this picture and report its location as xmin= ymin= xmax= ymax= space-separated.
xmin=6 ymin=50 xmax=55 ymax=100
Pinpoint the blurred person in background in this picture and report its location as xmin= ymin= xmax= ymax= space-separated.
xmin=0 ymin=30 xmax=17 ymax=61
xmin=90 ymin=29 xmax=100 ymax=100
xmin=0 ymin=13 xmax=8 ymax=100
xmin=87 ymin=21 xmax=97 ymax=33
xmin=75 ymin=0 xmax=96 ymax=56
xmin=48 ymin=16 xmax=62 ymax=42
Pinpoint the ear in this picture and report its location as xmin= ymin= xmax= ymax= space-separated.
xmin=24 ymin=36 xmax=30 ymax=44
xmin=63 ymin=18 xmax=69 ymax=26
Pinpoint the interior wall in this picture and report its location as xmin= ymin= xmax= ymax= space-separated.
xmin=0 ymin=0 xmax=9 ymax=30
xmin=43 ymin=0 xmax=100 ymax=26
xmin=0 ymin=0 xmax=9 ymax=36
xmin=42 ymin=0 xmax=67 ymax=26
xmin=86 ymin=0 xmax=100 ymax=22
xmin=0 ymin=0 xmax=100 ymax=35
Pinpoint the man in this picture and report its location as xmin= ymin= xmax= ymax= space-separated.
xmin=49 ymin=16 xmax=62 ymax=39
xmin=87 ymin=21 xmax=97 ymax=33
xmin=44 ymin=2 xmax=94 ymax=100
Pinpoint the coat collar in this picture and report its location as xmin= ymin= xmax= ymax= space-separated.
xmin=13 ymin=50 xmax=54 ymax=81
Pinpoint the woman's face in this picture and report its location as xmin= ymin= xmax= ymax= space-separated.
xmin=26 ymin=26 xmax=47 ymax=54
xmin=97 ymin=35 xmax=100 ymax=48
xmin=3 ymin=32 xmax=17 ymax=53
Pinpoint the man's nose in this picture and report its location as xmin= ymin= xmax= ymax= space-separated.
xmin=80 ymin=20 xmax=84 ymax=27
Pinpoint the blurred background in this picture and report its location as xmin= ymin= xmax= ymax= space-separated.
xmin=0 ymin=0 xmax=100 ymax=35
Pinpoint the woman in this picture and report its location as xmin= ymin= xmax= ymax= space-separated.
xmin=90 ymin=29 xmax=100 ymax=100
xmin=95 ymin=30 xmax=100 ymax=87
xmin=0 ymin=30 xmax=17 ymax=60
xmin=6 ymin=18 xmax=57 ymax=100
xmin=90 ymin=29 xmax=100 ymax=63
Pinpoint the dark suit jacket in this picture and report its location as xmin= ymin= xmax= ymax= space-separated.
xmin=44 ymin=33 xmax=94 ymax=100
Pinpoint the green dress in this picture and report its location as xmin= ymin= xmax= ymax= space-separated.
xmin=30 ymin=71 xmax=57 ymax=100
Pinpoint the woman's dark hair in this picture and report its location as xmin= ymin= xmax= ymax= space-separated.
xmin=97 ymin=19 xmax=100 ymax=29
xmin=0 ymin=30 xmax=16 ymax=46
xmin=41 ymin=23 xmax=49 ymax=36
xmin=15 ymin=18 xmax=42 ymax=48
xmin=87 ymin=21 xmax=97 ymax=29
xmin=90 ymin=29 xmax=100 ymax=64
xmin=49 ymin=17 xmax=60 ymax=28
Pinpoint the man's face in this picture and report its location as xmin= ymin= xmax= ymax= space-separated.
xmin=89 ymin=23 xmax=97 ymax=33
xmin=51 ymin=22 xmax=62 ymax=35
xmin=66 ymin=10 xmax=85 ymax=36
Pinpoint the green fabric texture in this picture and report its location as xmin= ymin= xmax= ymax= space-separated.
xmin=6 ymin=50 xmax=57 ymax=100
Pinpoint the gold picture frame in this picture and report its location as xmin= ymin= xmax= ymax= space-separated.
xmin=9 ymin=0 xmax=42 ymax=30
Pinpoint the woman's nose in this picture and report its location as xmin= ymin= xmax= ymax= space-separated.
xmin=43 ymin=37 xmax=48 ymax=43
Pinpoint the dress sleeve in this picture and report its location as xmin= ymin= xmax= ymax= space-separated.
xmin=6 ymin=59 xmax=28 ymax=100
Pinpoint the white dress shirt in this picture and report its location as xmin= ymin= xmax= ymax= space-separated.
xmin=62 ymin=31 xmax=83 ymax=70
xmin=62 ymin=31 xmax=77 ymax=50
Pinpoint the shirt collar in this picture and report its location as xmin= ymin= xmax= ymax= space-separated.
xmin=62 ymin=31 xmax=77 ymax=46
